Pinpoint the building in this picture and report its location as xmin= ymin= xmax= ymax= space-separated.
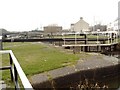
xmin=70 ymin=17 xmax=90 ymax=34
xmin=118 ymin=1 xmax=120 ymax=36
xmin=107 ymin=17 xmax=120 ymax=37
xmin=44 ymin=24 xmax=62 ymax=35
xmin=61 ymin=29 xmax=71 ymax=35
xmin=91 ymin=24 xmax=107 ymax=31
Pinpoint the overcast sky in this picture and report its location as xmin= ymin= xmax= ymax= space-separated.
xmin=0 ymin=0 xmax=119 ymax=31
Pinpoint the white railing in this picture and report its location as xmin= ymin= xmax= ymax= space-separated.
xmin=0 ymin=50 xmax=33 ymax=90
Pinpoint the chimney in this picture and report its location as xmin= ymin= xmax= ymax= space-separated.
xmin=80 ymin=17 xmax=83 ymax=20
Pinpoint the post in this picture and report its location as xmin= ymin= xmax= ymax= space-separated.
xmin=9 ymin=54 xmax=13 ymax=81
xmin=115 ymin=33 xmax=117 ymax=43
xmin=84 ymin=34 xmax=87 ymax=52
xmin=62 ymin=34 xmax=65 ymax=45
xmin=0 ymin=36 xmax=3 ymax=50
xmin=84 ymin=34 xmax=87 ymax=44
xmin=97 ymin=29 xmax=100 ymax=44
xmin=75 ymin=33 xmax=77 ymax=45
xmin=14 ymin=65 xmax=19 ymax=89
xmin=111 ymin=33 xmax=112 ymax=43
xmin=108 ymin=33 xmax=110 ymax=44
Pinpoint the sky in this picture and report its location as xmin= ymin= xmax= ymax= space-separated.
xmin=0 ymin=0 xmax=119 ymax=32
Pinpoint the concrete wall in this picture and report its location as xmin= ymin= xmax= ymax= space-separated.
xmin=31 ymin=64 xmax=120 ymax=89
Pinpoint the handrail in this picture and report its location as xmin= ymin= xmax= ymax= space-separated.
xmin=0 ymin=50 xmax=33 ymax=90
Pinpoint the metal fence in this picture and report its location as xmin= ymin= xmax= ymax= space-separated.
xmin=0 ymin=50 xmax=33 ymax=90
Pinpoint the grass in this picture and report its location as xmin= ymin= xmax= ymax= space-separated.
xmin=2 ymin=37 xmax=119 ymax=87
xmin=46 ymin=34 xmax=108 ymax=39
xmin=87 ymin=35 xmax=108 ymax=39
xmin=2 ymin=42 xmax=80 ymax=87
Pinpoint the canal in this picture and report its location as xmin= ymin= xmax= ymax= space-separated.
xmin=67 ymin=52 xmax=120 ymax=90
xmin=103 ymin=51 xmax=120 ymax=90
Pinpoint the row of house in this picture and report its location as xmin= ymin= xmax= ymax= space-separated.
xmin=44 ymin=16 xmax=120 ymax=37
xmin=43 ymin=17 xmax=108 ymax=35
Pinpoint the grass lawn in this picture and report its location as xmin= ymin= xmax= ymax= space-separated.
xmin=2 ymin=42 xmax=81 ymax=87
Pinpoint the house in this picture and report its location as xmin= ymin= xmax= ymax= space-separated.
xmin=118 ymin=1 xmax=120 ymax=36
xmin=70 ymin=17 xmax=90 ymax=34
xmin=107 ymin=18 xmax=120 ymax=37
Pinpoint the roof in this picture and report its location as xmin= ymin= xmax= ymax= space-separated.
xmin=75 ymin=17 xmax=89 ymax=25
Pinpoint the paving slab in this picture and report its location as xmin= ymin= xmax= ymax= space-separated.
xmin=48 ymin=65 xmax=76 ymax=79
xmin=31 ymin=73 xmax=52 ymax=88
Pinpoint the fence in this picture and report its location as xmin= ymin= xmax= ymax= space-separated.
xmin=0 ymin=50 xmax=33 ymax=90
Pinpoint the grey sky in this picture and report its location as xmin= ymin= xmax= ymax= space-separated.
xmin=0 ymin=0 xmax=119 ymax=31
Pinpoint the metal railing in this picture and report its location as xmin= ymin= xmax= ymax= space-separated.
xmin=0 ymin=50 xmax=33 ymax=90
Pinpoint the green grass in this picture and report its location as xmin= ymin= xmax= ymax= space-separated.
xmin=87 ymin=35 xmax=108 ymax=39
xmin=45 ymin=34 xmax=108 ymax=39
xmin=2 ymin=42 xmax=80 ymax=87
xmin=2 ymin=42 xmax=79 ymax=85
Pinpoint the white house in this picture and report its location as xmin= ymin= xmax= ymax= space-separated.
xmin=71 ymin=17 xmax=90 ymax=34
xmin=107 ymin=18 xmax=120 ymax=36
